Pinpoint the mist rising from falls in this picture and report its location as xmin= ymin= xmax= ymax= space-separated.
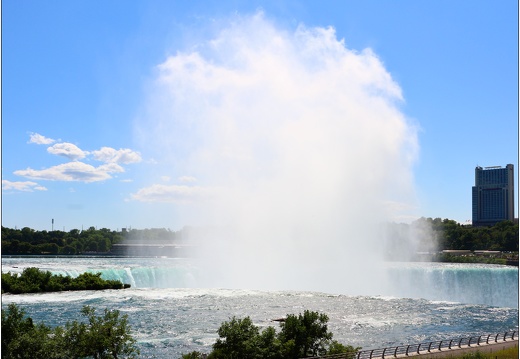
xmin=135 ymin=12 xmax=420 ymax=294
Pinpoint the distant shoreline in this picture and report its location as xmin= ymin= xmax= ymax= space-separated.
xmin=2 ymin=254 xmax=518 ymax=267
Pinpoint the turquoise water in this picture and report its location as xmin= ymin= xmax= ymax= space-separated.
xmin=2 ymin=257 xmax=518 ymax=358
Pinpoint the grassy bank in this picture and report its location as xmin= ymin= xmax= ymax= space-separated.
xmin=433 ymin=253 xmax=510 ymax=265
xmin=454 ymin=345 xmax=518 ymax=358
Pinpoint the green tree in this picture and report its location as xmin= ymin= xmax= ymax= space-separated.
xmin=1 ymin=303 xmax=60 ymax=359
xmin=278 ymin=310 xmax=333 ymax=358
xmin=327 ymin=340 xmax=360 ymax=356
xmin=97 ymin=237 xmax=111 ymax=252
xmin=19 ymin=267 xmax=52 ymax=293
xmin=181 ymin=352 xmax=207 ymax=359
xmin=1 ymin=304 xmax=139 ymax=359
xmin=2 ymin=268 xmax=128 ymax=294
xmin=2 ymin=303 xmax=34 ymax=357
xmin=183 ymin=310 xmax=358 ymax=359
xmin=21 ymin=227 xmax=34 ymax=242
xmin=210 ymin=316 xmax=262 ymax=359
xmin=68 ymin=228 xmax=81 ymax=239
xmin=256 ymin=326 xmax=283 ymax=359
xmin=64 ymin=306 xmax=139 ymax=359
xmin=60 ymin=244 xmax=77 ymax=255
xmin=86 ymin=239 xmax=99 ymax=252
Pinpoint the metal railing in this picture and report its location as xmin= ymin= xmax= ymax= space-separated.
xmin=309 ymin=331 xmax=517 ymax=359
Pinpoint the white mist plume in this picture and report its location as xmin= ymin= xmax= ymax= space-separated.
xmin=136 ymin=12 xmax=419 ymax=294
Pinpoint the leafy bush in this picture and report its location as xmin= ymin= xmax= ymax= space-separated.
xmin=181 ymin=352 xmax=207 ymax=359
xmin=210 ymin=316 xmax=262 ymax=358
xmin=183 ymin=310 xmax=360 ymax=359
xmin=278 ymin=310 xmax=332 ymax=358
xmin=1 ymin=267 xmax=129 ymax=294
xmin=1 ymin=304 xmax=139 ymax=359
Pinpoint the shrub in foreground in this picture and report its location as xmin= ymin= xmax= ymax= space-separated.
xmin=182 ymin=310 xmax=360 ymax=359
xmin=1 ymin=303 xmax=139 ymax=359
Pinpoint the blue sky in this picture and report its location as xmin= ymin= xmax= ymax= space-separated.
xmin=2 ymin=0 xmax=518 ymax=232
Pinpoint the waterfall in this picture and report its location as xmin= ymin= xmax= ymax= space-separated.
xmin=4 ymin=257 xmax=515 ymax=308
xmin=92 ymin=266 xmax=199 ymax=289
xmin=86 ymin=262 xmax=518 ymax=308
xmin=386 ymin=263 xmax=518 ymax=308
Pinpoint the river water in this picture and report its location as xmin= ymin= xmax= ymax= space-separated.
xmin=1 ymin=257 xmax=518 ymax=358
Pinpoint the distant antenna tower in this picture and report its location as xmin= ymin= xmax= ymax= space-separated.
xmin=52 ymin=218 xmax=54 ymax=231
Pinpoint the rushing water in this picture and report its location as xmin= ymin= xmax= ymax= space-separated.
xmin=1 ymin=257 xmax=518 ymax=358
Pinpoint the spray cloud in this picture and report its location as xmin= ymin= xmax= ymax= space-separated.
xmin=135 ymin=12 xmax=419 ymax=294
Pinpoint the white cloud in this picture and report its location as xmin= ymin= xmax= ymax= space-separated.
xmin=28 ymin=133 xmax=55 ymax=145
xmin=16 ymin=134 xmax=142 ymax=186
xmin=91 ymin=147 xmax=142 ymax=164
xmin=14 ymin=161 xmax=122 ymax=183
xmin=2 ymin=180 xmax=47 ymax=192
xmin=130 ymin=184 xmax=212 ymax=203
xmin=47 ymin=142 xmax=89 ymax=160
xmin=98 ymin=162 xmax=125 ymax=173
xmin=178 ymin=176 xmax=197 ymax=183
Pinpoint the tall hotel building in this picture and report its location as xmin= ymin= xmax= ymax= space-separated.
xmin=472 ymin=164 xmax=515 ymax=226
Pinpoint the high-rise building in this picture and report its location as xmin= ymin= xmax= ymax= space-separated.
xmin=472 ymin=164 xmax=514 ymax=226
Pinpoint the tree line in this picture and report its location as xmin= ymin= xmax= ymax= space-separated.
xmin=2 ymin=219 xmax=518 ymax=257
xmin=0 ymin=226 xmax=191 ymax=255
xmin=1 ymin=226 xmax=124 ymax=255
xmin=0 ymin=225 xmax=210 ymax=255
xmin=384 ymin=218 xmax=518 ymax=260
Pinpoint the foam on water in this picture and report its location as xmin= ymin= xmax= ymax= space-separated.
xmin=2 ymin=257 xmax=518 ymax=357
xmin=2 ymin=257 xmax=518 ymax=308
xmin=2 ymin=285 xmax=517 ymax=358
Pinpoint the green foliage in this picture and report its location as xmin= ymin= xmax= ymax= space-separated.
xmin=181 ymin=352 xmax=207 ymax=359
xmin=66 ymin=306 xmax=140 ymax=358
xmin=2 ymin=267 xmax=128 ymax=294
xmin=385 ymin=218 xmax=519 ymax=260
xmin=435 ymin=253 xmax=507 ymax=265
xmin=183 ymin=310 xmax=360 ymax=359
xmin=1 ymin=304 xmax=139 ymax=359
xmin=455 ymin=347 xmax=519 ymax=359
xmin=327 ymin=340 xmax=360 ymax=356
xmin=1 ymin=226 xmax=125 ymax=255
xmin=460 ymin=352 xmax=488 ymax=359
xmin=1 ymin=303 xmax=36 ymax=357
xmin=1 ymin=226 xmax=186 ymax=255
xmin=211 ymin=316 xmax=262 ymax=358
xmin=279 ymin=310 xmax=332 ymax=358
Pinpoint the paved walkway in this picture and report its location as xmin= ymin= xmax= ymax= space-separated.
xmin=399 ymin=339 xmax=518 ymax=358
